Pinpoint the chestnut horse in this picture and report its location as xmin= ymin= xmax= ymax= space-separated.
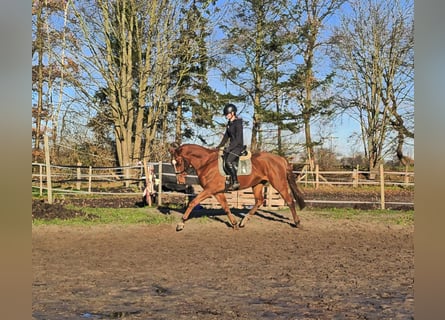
xmin=169 ymin=143 xmax=306 ymax=231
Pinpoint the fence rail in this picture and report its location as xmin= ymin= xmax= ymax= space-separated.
xmin=32 ymin=162 xmax=414 ymax=210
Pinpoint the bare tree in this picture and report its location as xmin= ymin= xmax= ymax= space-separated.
xmin=72 ymin=0 xmax=182 ymax=170
xmin=286 ymin=0 xmax=346 ymax=169
xmin=71 ymin=0 xmax=217 ymax=168
xmin=32 ymin=0 xmax=80 ymax=162
xmin=330 ymin=0 xmax=414 ymax=172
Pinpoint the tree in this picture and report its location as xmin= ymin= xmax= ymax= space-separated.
xmin=172 ymin=1 xmax=216 ymax=145
xmin=315 ymin=147 xmax=341 ymax=170
xmin=217 ymin=0 xmax=344 ymax=161
xmin=330 ymin=0 xmax=414 ymax=172
xmin=71 ymin=0 xmax=220 ymax=169
xmin=72 ymin=0 xmax=182 ymax=170
xmin=259 ymin=26 xmax=303 ymax=156
xmin=218 ymin=0 xmax=292 ymax=152
xmin=32 ymin=0 xmax=80 ymax=162
xmin=284 ymin=0 xmax=345 ymax=169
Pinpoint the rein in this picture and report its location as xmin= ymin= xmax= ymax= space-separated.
xmin=171 ymin=158 xmax=189 ymax=175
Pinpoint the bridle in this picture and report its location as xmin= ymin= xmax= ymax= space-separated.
xmin=171 ymin=156 xmax=189 ymax=175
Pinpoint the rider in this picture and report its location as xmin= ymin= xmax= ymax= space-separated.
xmin=216 ymin=103 xmax=244 ymax=191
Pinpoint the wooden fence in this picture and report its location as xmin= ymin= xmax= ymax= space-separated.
xmin=192 ymin=184 xmax=295 ymax=210
xmin=32 ymin=162 xmax=414 ymax=210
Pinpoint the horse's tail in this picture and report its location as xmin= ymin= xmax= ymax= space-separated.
xmin=286 ymin=167 xmax=306 ymax=210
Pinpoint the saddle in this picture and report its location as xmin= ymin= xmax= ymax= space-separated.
xmin=218 ymin=146 xmax=252 ymax=176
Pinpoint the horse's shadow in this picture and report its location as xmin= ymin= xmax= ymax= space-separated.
xmin=254 ymin=209 xmax=293 ymax=226
xmin=157 ymin=205 xmax=295 ymax=228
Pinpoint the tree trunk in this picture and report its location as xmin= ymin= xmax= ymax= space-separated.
xmin=34 ymin=6 xmax=45 ymax=156
xmin=303 ymin=35 xmax=316 ymax=170
xmin=176 ymin=99 xmax=183 ymax=145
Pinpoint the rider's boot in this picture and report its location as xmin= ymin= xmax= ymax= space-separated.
xmin=223 ymin=161 xmax=232 ymax=191
xmin=225 ymin=176 xmax=232 ymax=191
xmin=226 ymin=162 xmax=240 ymax=191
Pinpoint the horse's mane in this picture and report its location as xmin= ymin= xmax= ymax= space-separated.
xmin=179 ymin=144 xmax=218 ymax=161
xmin=180 ymin=143 xmax=210 ymax=150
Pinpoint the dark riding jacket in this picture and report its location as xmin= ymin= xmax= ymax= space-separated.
xmin=217 ymin=118 xmax=244 ymax=156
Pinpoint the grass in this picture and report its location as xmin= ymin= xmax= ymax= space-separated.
xmin=32 ymin=203 xmax=414 ymax=227
xmin=32 ymin=206 xmax=182 ymax=226
xmin=306 ymin=207 xmax=414 ymax=225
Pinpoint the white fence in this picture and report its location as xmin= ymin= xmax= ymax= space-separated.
xmin=32 ymin=162 xmax=414 ymax=209
xmin=297 ymin=163 xmax=414 ymax=187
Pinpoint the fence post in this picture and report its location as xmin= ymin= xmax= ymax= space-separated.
xmin=143 ymin=160 xmax=150 ymax=206
xmin=44 ymin=134 xmax=53 ymax=204
xmin=352 ymin=167 xmax=358 ymax=188
xmin=39 ymin=163 xmax=43 ymax=196
xmin=380 ymin=164 xmax=385 ymax=210
xmin=157 ymin=161 xmax=163 ymax=206
xmin=76 ymin=162 xmax=82 ymax=190
xmin=315 ymin=164 xmax=319 ymax=189
xmin=124 ymin=164 xmax=130 ymax=188
xmin=404 ymin=164 xmax=409 ymax=186
xmin=88 ymin=166 xmax=92 ymax=193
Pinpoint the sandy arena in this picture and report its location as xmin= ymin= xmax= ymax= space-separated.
xmin=32 ymin=208 xmax=413 ymax=319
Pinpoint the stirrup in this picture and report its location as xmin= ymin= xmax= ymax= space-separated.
xmin=230 ymin=181 xmax=240 ymax=191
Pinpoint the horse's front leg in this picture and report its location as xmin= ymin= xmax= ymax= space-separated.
xmin=213 ymin=193 xmax=238 ymax=229
xmin=239 ymin=184 xmax=264 ymax=228
xmin=176 ymin=190 xmax=212 ymax=231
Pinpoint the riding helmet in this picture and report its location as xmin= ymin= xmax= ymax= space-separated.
xmin=223 ymin=103 xmax=237 ymax=115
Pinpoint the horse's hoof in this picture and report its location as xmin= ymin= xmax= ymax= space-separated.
xmin=293 ymin=220 xmax=301 ymax=228
xmin=176 ymin=222 xmax=185 ymax=232
xmin=239 ymin=216 xmax=249 ymax=228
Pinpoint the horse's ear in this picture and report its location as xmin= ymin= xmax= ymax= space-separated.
xmin=169 ymin=142 xmax=179 ymax=154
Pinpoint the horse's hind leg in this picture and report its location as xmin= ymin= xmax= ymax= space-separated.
xmin=287 ymin=201 xmax=301 ymax=228
xmin=239 ymin=184 xmax=264 ymax=228
xmin=269 ymin=180 xmax=301 ymax=228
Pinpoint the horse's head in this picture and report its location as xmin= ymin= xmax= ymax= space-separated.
xmin=169 ymin=143 xmax=215 ymax=184
xmin=169 ymin=143 xmax=190 ymax=184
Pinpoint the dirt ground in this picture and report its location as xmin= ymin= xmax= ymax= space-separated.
xmin=32 ymin=202 xmax=414 ymax=319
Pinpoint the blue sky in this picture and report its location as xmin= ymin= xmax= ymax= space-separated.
xmin=33 ymin=0 xmax=413 ymax=160
xmin=203 ymin=0 xmax=414 ymax=160
xmin=203 ymin=0 xmax=360 ymax=157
